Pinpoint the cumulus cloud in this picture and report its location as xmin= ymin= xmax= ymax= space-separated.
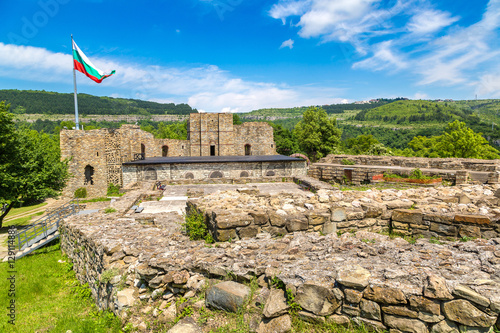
xmin=280 ymin=39 xmax=294 ymax=49
xmin=0 ymin=43 xmax=346 ymax=112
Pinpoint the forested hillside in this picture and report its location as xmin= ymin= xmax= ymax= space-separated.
xmin=0 ymin=90 xmax=196 ymax=115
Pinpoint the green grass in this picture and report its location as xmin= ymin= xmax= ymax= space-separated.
xmin=5 ymin=202 xmax=47 ymax=218
xmin=0 ymin=241 xmax=122 ymax=333
xmin=79 ymin=197 xmax=112 ymax=203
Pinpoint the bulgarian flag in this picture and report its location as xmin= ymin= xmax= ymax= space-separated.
xmin=72 ymin=39 xmax=115 ymax=83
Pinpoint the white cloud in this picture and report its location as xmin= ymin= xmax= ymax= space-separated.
xmin=0 ymin=42 xmax=346 ymax=112
xmin=407 ymin=9 xmax=459 ymax=34
xmin=269 ymin=0 xmax=310 ymax=25
xmin=477 ymin=72 xmax=500 ymax=98
xmin=413 ymin=92 xmax=429 ymax=100
xmin=280 ymin=39 xmax=294 ymax=49
xmin=353 ymin=41 xmax=407 ymax=71
xmin=270 ymin=0 xmax=500 ymax=92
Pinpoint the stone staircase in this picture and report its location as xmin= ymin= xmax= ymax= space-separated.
xmin=3 ymin=200 xmax=79 ymax=261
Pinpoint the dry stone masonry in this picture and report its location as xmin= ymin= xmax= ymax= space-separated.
xmin=59 ymin=182 xmax=500 ymax=332
xmin=310 ymin=154 xmax=500 ymax=185
xmin=190 ymin=184 xmax=500 ymax=241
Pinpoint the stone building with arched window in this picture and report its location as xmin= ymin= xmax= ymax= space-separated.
xmin=60 ymin=113 xmax=306 ymax=196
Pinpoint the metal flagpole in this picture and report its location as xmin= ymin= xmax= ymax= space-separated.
xmin=72 ymin=34 xmax=80 ymax=130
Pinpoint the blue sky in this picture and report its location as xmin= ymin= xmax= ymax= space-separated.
xmin=0 ymin=0 xmax=499 ymax=112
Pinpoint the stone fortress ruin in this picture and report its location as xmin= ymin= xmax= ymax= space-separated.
xmin=57 ymin=115 xmax=500 ymax=332
xmin=60 ymin=113 xmax=307 ymax=197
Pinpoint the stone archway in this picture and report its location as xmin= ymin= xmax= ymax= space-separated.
xmin=209 ymin=171 xmax=223 ymax=178
xmin=162 ymin=145 xmax=169 ymax=157
xmin=144 ymin=167 xmax=157 ymax=180
xmin=290 ymin=153 xmax=311 ymax=166
xmin=84 ymin=165 xmax=94 ymax=185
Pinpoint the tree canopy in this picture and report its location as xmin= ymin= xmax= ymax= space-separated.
xmin=407 ymin=120 xmax=499 ymax=159
xmin=293 ymin=107 xmax=342 ymax=161
xmin=0 ymin=102 xmax=69 ymax=227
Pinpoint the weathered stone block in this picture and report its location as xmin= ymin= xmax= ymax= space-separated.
xmin=250 ymin=211 xmax=269 ymax=225
xmin=285 ymin=216 xmax=308 ymax=232
xmin=337 ymin=265 xmax=371 ymax=289
xmin=297 ymin=311 xmax=325 ymax=324
xmin=443 ymin=300 xmax=497 ymax=327
xmin=295 ymin=282 xmax=341 ymax=316
xmin=382 ymin=305 xmax=418 ymax=318
xmin=430 ymin=223 xmax=457 ymax=237
xmin=430 ymin=319 xmax=459 ymax=333
xmin=454 ymin=214 xmax=491 ymax=225
xmin=215 ymin=228 xmax=237 ymax=242
xmin=392 ymin=209 xmax=423 ymax=224
xmin=424 ymin=214 xmax=453 ymax=224
xmin=384 ymin=314 xmax=429 ymax=333
xmin=392 ymin=221 xmax=410 ymax=230
xmin=344 ymin=288 xmax=363 ymax=304
xmin=424 ymin=275 xmax=453 ymax=300
xmin=331 ymin=208 xmax=347 ymax=222
xmin=167 ymin=316 xmax=202 ymax=333
xmin=342 ymin=304 xmax=360 ymax=316
xmin=263 ymin=289 xmax=290 ymax=319
xmin=318 ymin=220 xmax=333 ymax=235
xmin=458 ymin=225 xmax=481 ymax=238
xmin=452 ymin=285 xmax=490 ymax=308
xmin=257 ymin=314 xmax=291 ymax=333
xmin=363 ymin=285 xmax=407 ymax=305
xmin=361 ymin=203 xmax=385 ymax=218
xmin=386 ymin=200 xmax=414 ymax=209
xmin=206 ymin=281 xmax=251 ymax=312
xmin=307 ymin=212 xmax=330 ymax=226
xmin=360 ymin=298 xmax=381 ymax=321
xmin=262 ymin=226 xmax=287 ymax=237
xmin=269 ymin=212 xmax=286 ymax=227
xmin=216 ymin=213 xmax=253 ymax=229
xmin=239 ymin=226 xmax=260 ymax=238
xmin=409 ymin=295 xmax=440 ymax=315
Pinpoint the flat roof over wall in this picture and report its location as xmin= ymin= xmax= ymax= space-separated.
xmin=123 ymin=154 xmax=305 ymax=165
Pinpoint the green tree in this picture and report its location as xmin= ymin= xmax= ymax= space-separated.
xmin=233 ymin=113 xmax=242 ymax=125
xmin=269 ymin=122 xmax=298 ymax=156
xmin=0 ymin=102 xmax=69 ymax=227
xmin=435 ymin=120 xmax=499 ymax=159
xmin=293 ymin=107 xmax=342 ymax=161
xmin=344 ymin=134 xmax=381 ymax=154
xmin=407 ymin=120 xmax=499 ymax=159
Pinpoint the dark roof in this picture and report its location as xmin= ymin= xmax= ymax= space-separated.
xmin=123 ymin=154 xmax=305 ymax=165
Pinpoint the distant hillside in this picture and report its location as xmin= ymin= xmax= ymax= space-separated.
xmin=0 ymin=89 xmax=196 ymax=115
xmin=243 ymin=98 xmax=397 ymax=118
xmin=353 ymin=100 xmax=474 ymax=124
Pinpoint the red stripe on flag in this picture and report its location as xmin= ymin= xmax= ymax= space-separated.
xmin=73 ymin=59 xmax=105 ymax=83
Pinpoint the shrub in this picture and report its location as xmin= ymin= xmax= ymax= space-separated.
xmin=107 ymin=183 xmax=120 ymax=196
xmin=74 ymin=187 xmax=87 ymax=198
xmin=183 ymin=209 xmax=213 ymax=243
xmin=104 ymin=208 xmax=116 ymax=214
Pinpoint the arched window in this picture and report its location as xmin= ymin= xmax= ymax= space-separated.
xmin=162 ymin=145 xmax=169 ymax=157
xmin=141 ymin=143 xmax=146 ymax=158
xmin=240 ymin=171 xmax=249 ymax=178
xmin=84 ymin=165 xmax=94 ymax=185
xmin=244 ymin=144 xmax=251 ymax=156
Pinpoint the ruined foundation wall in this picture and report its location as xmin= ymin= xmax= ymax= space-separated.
xmin=320 ymin=155 xmax=500 ymax=172
xmin=59 ymin=210 xmax=500 ymax=332
xmin=122 ymin=160 xmax=307 ymax=187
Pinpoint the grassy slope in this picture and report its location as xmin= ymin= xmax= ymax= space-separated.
xmin=0 ymin=243 xmax=122 ymax=333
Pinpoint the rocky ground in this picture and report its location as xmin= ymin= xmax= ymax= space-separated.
xmin=59 ymin=182 xmax=500 ymax=332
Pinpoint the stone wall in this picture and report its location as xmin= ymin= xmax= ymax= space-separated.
xmin=61 ymin=113 xmax=278 ymax=197
xmin=189 ymin=185 xmax=500 ymax=242
xmin=320 ymin=155 xmax=500 ymax=172
xmin=59 ymin=201 xmax=500 ymax=332
xmin=122 ymin=160 xmax=307 ymax=187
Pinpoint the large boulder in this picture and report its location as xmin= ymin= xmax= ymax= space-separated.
xmin=263 ymin=288 xmax=290 ymax=318
xmin=206 ymin=281 xmax=251 ymax=313
xmin=295 ymin=282 xmax=341 ymax=316
xmin=167 ymin=317 xmax=202 ymax=333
